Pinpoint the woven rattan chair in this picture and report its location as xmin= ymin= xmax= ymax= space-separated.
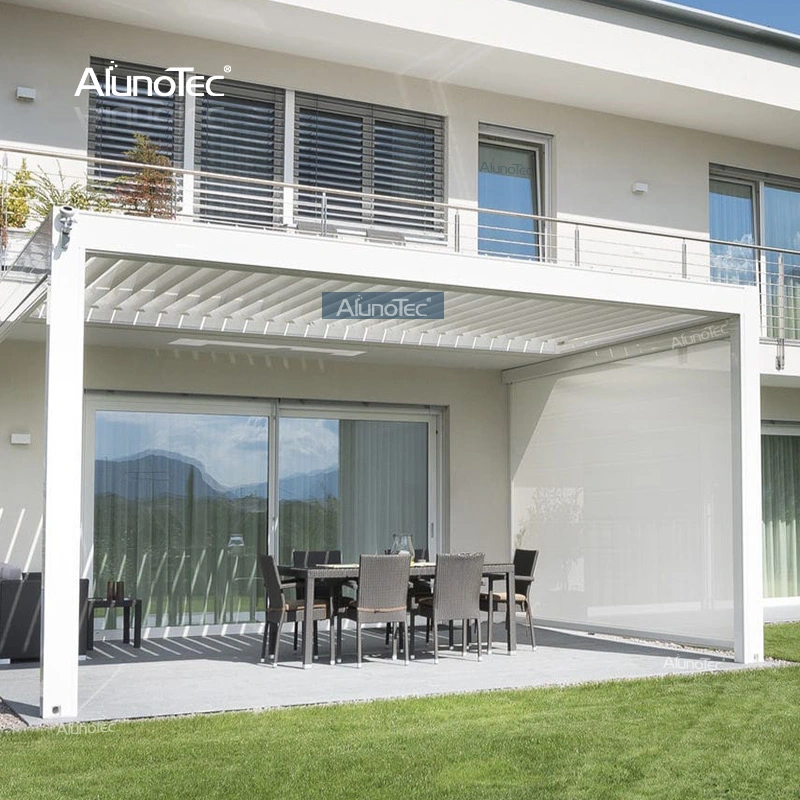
xmin=480 ymin=549 xmax=539 ymax=648
xmin=410 ymin=553 xmax=484 ymax=662
xmin=292 ymin=550 xmax=344 ymax=651
xmin=259 ymin=555 xmax=331 ymax=667
xmin=337 ymin=554 xmax=411 ymax=668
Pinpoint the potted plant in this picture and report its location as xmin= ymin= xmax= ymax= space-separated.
xmin=114 ymin=133 xmax=176 ymax=218
xmin=30 ymin=165 xmax=111 ymax=219
xmin=0 ymin=160 xmax=34 ymax=264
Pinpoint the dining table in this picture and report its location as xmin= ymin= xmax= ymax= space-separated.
xmin=280 ymin=560 xmax=517 ymax=668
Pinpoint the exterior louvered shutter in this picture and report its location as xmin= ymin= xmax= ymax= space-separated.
xmin=195 ymin=81 xmax=284 ymax=226
xmin=87 ymin=57 xmax=184 ymax=181
xmin=295 ymin=93 xmax=444 ymax=233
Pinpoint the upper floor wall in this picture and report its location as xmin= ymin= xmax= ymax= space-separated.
xmin=2 ymin=1 xmax=800 ymax=242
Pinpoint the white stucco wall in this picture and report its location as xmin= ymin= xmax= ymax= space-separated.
xmin=0 ymin=340 xmax=510 ymax=572
xmin=762 ymin=386 xmax=800 ymax=423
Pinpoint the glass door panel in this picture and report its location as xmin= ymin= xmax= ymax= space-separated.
xmin=764 ymin=184 xmax=800 ymax=339
xmin=278 ymin=417 xmax=429 ymax=563
xmin=478 ymin=142 xmax=540 ymax=259
xmin=709 ymin=178 xmax=757 ymax=285
xmin=762 ymin=434 xmax=800 ymax=598
xmin=93 ymin=410 xmax=268 ymax=627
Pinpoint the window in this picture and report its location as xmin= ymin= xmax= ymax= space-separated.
xmin=478 ymin=125 xmax=549 ymax=260
xmin=87 ymin=57 xmax=184 ymax=208
xmin=762 ymin=429 xmax=800 ymax=598
xmin=294 ymin=93 xmax=445 ymax=233
xmin=194 ymin=80 xmax=284 ymax=226
xmin=710 ymin=167 xmax=800 ymax=338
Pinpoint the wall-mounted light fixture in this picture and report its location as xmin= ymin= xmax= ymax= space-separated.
xmin=15 ymin=86 xmax=36 ymax=102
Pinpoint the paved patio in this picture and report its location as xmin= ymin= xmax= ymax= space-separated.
xmin=0 ymin=623 xmax=751 ymax=725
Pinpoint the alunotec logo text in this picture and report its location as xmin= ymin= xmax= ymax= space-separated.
xmin=75 ymin=63 xmax=225 ymax=98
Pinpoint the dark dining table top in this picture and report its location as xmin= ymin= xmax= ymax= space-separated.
xmin=280 ymin=561 xmax=514 ymax=580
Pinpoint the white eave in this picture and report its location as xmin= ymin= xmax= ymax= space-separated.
xmin=6 ymin=0 xmax=800 ymax=148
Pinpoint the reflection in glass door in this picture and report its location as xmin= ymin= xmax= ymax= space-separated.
xmin=709 ymin=178 xmax=757 ymax=285
xmin=478 ymin=140 xmax=541 ymax=259
xmin=764 ymin=184 xmax=800 ymax=339
xmin=278 ymin=416 xmax=431 ymax=563
xmin=93 ymin=410 xmax=268 ymax=626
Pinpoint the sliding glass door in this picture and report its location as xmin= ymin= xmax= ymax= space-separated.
xmin=277 ymin=412 xmax=435 ymax=563
xmin=87 ymin=397 xmax=441 ymax=630
xmin=763 ymin=431 xmax=800 ymax=598
xmin=91 ymin=405 xmax=269 ymax=627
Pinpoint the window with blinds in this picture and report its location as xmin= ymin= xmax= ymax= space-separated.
xmin=294 ymin=93 xmax=445 ymax=235
xmin=87 ymin=57 xmax=184 ymax=210
xmin=195 ymin=80 xmax=285 ymax=227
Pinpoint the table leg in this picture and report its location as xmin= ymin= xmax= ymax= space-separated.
xmin=134 ymin=599 xmax=142 ymax=648
xmin=123 ymin=603 xmax=131 ymax=645
xmin=302 ymin=575 xmax=315 ymax=668
xmin=506 ymin=569 xmax=517 ymax=654
xmin=86 ymin=600 xmax=95 ymax=651
xmin=486 ymin=576 xmax=495 ymax=655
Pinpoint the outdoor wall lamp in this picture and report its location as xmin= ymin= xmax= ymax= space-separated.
xmin=55 ymin=206 xmax=76 ymax=249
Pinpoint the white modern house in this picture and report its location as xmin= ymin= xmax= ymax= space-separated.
xmin=0 ymin=0 xmax=798 ymax=719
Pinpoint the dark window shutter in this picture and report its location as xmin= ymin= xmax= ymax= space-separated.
xmin=87 ymin=57 xmax=184 ymax=182
xmin=195 ymin=80 xmax=285 ymax=226
xmin=295 ymin=93 xmax=444 ymax=233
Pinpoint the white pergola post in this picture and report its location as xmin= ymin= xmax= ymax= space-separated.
xmin=40 ymin=212 xmax=85 ymax=719
xmin=731 ymin=301 xmax=764 ymax=664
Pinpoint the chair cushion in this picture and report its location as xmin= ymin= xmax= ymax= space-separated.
xmin=268 ymin=600 xmax=327 ymax=613
xmin=0 ymin=563 xmax=22 ymax=581
xmin=480 ymin=591 xmax=527 ymax=605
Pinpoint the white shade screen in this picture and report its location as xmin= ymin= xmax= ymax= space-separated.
xmin=510 ymin=339 xmax=734 ymax=646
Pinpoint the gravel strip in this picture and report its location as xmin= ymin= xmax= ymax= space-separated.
xmin=0 ymin=698 xmax=27 ymax=731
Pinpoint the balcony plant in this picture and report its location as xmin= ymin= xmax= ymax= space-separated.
xmin=30 ymin=165 xmax=111 ymax=220
xmin=114 ymin=133 xmax=176 ymax=218
xmin=0 ymin=159 xmax=34 ymax=250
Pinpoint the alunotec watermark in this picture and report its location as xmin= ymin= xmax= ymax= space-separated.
xmin=322 ymin=292 xmax=445 ymax=320
xmin=75 ymin=62 xmax=227 ymax=98
xmin=663 ymin=656 xmax=722 ymax=672
xmin=479 ymin=161 xmax=534 ymax=177
xmin=57 ymin=721 xmax=116 ymax=735
xmin=671 ymin=321 xmax=729 ymax=349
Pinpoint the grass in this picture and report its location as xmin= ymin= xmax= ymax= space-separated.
xmin=2 ymin=623 xmax=799 ymax=799
xmin=765 ymin=621 xmax=800 ymax=662
xmin=2 ymin=665 xmax=800 ymax=800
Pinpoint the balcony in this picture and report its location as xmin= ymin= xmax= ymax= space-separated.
xmin=2 ymin=145 xmax=795 ymax=344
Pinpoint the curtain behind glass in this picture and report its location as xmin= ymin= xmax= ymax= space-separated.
xmin=764 ymin=185 xmax=800 ymax=339
xmin=94 ymin=411 xmax=268 ymax=627
xmin=278 ymin=417 xmax=428 ymax=563
xmin=339 ymin=420 xmax=428 ymax=561
xmin=762 ymin=434 xmax=800 ymax=598
xmin=709 ymin=179 xmax=757 ymax=285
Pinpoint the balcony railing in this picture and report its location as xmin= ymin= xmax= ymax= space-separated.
xmin=2 ymin=145 xmax=799 ymax=343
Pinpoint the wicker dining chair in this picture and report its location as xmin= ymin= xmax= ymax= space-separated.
xmin=337 ymin=554 xmax=411 ymax=668
xmin=480 ymin=548 xmax=539 ymax=648
xmin=410 ymin=553 xmax=484 ymax=663
xmin=258 ymin=555 xmax=331 ymax=667
xmin=292 ymin=549 xmax=344 ymax=652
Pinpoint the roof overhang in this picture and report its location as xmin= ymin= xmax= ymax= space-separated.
xmin=6 ymin=0 xmax=800 ymax=148
xmin=2 ymin=213 xmax=755 ymax=372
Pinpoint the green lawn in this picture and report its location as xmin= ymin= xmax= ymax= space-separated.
xmin=765 ymin=621 xmax=800 ymax=662
xmin=2 ymin=624 xmax=799 ymax=799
